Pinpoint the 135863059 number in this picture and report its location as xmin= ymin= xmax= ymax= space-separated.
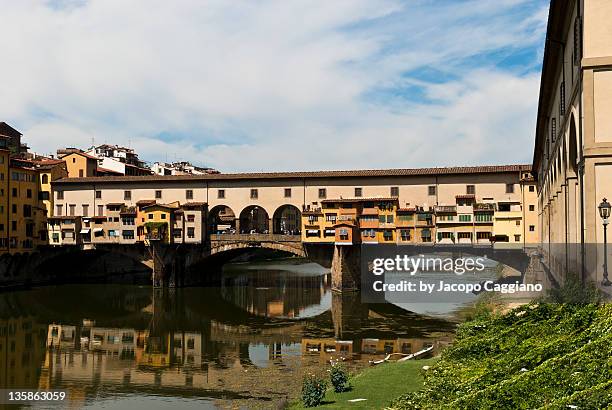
xmin=2 ymin=390 xmax=67 ymax=403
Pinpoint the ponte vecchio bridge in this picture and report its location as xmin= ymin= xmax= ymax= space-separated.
xmin=31 ymin=164 xmax=538 ymax=291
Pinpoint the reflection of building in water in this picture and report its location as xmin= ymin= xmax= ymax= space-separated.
xmin=301 ymin=336 xmax=452 ymax=363
xmin=47 ymin=324 xmax=78 ymax=350
xmin=39 ymin=324 xmax=258 ymax=393
xmin=47 ymin=324 xmax=137 ymax=357
xmin=0 ymin=316 xmax=47 ymax=389
xmin=135 ymin=331 xmax=202 ymax=370
xmin=221 ymin=272 xmax=330 ymax=318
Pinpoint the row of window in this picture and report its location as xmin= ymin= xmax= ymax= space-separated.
xmin=0 ymin=238 xmax=35 ymax=248
xmin=1 ymin=188 xmax=34 ymax=199
xmin=56 ymin=184 xmax=531 ymax=202
xmin=0 ymin=221 xmax=33 ymax=232
xmin=10 ymin=172 xmax=36 ymax=182
xmin=306 ymin=228 xmax=432 ymax=242
xmin=0 ymin=204 xmax=34 ymax=217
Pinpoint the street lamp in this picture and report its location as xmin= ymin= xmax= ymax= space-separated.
xmin=599 ymin=198 xmax=611 ymax=286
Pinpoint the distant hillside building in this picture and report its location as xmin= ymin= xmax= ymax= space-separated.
xmin=151 ymin=161 xmax=219 ymax=176
xmin=56 ymin=144 xmax=152 ymax=177
xmin=85 ymin=144 xmax=152 ymax=176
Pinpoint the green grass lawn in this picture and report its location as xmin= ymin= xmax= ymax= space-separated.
xmin=290 ymin=358 xmax=437 ymax=409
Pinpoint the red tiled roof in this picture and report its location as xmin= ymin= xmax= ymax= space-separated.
xmin=142 ymin=203 xmax=179 ymax=210
xmin=63 ymin=150 xmax=99 ymax=160
xmin=53 ymin=164 xmax=533 ymax=185
xmin=33 ymin=158 xmax=66 ymax=170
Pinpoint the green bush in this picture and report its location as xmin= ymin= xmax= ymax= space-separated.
xmin=329 ymin=363 xmax=350 ymax=393
xmin=389 ymin=303 xmax=612 ymax=409
xmin=301 ymin=374 xmax=327 ymax=407
xmin=546 ymin=272 xmax=602 ymax=304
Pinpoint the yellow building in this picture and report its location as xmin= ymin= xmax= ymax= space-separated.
xmin=33 ymin=158 xmax=68 ymax=218
xmin=0 ymin=316 xmax=48 ymax=389
xmin=59 ymin=151 xmax=98 ymax=178
xmin=0 ymin=137 xmax=10 ymax=251
xmin=493 ymin=201 xmax=524 ymax=244
xmin=142 ymin=202 xmax=179 ymax=243
xmin=7 ymin=159 xmax=43 ymax=252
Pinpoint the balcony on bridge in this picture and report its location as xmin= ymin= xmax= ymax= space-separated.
xmin=474 ymin=202 xmax=495 ymax=212
xmin=434 ymin=205 xmax=457 ymax=214
xmin=338 ymin=207 xmax=358 ymax=219
xmin=395 ymin=208 xmax=415 ymax=228
xmin=455 ymin=195 xmax=475 ymax=214
xmin=358 ymin=214 xmax=379 ymax=229
xmin=416 ymin=212 xmax=434 ymax=227
xmin=377 ymin=213 xmax=395 ymax=229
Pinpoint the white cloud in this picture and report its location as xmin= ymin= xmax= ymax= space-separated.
xmin=0 ymin=0 xmax=548 ymax=171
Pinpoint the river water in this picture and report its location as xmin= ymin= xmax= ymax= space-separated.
xmin=0 ymin=259 xmax=458 ymax=409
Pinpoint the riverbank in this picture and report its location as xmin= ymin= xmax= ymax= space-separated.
xmin=288 ymin=302 xmax=612 ymax=409
xmin=389 ymin=303 xmax=612 ymax=409
xmin=289 ymin=358 xmax=437 ymax=409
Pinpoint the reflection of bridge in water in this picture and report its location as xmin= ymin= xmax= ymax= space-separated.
xmin=0 ymin=272 xmax=455 ymax=406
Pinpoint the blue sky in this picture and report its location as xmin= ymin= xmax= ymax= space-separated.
xmin=1 ymin=0 xmax=549 ymax=172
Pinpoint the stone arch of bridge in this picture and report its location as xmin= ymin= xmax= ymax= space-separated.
xmin=31 ymin=245 xmax=154 ymax=279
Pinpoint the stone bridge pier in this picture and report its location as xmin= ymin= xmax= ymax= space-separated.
xmin=330 ymin=245 xmax=361 ymax=292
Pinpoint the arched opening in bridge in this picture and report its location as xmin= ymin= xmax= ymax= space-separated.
xmin=239 ymin=205 xmax=269 ymax=234
xmin=272 ymin=204 xmax=301 ymax=235
xmin=209 ymin=205 xmax=236 ymax=234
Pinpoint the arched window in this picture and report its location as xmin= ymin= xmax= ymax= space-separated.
xmin=41 ymin=174 xmax=49 ymax=184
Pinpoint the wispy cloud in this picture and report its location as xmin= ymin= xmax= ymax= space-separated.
xmin=0 ymin=0 xmax=549 ymax=171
